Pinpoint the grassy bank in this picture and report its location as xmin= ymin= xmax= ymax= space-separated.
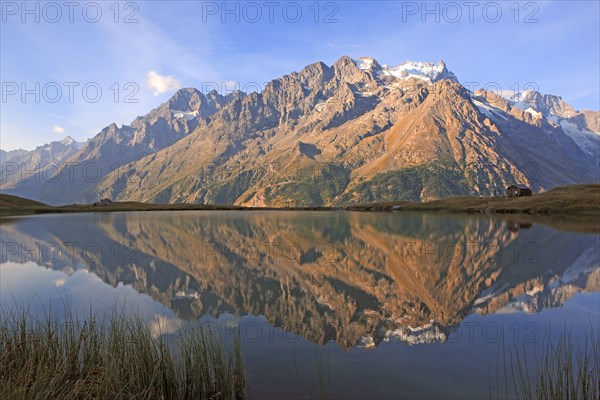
xmin=0 ymin=193 xmax=250 ymax=216
xmin=0 ymin=305 xmax=245 ymax=400
xmin=350 ymin=184 xmax=600 ymax=216
xmin=1 ymin=184 xmax=599 ymax=217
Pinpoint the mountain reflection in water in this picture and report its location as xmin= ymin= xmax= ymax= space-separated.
xmin=1 ymin=211 xmax=598 ymax=348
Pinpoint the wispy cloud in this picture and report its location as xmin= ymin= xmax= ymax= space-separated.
xmin=99 ymin=10 xmax=221 ymax=84
xmin=566 ymin=88 xmax=600 ymax=102
xmin=52 ymin=125 xmax=65 ymax=134
xmin=30 ymin=106 xmax=96 ymax=129
xmin=326 ymin=41 xmax=361 ymax=50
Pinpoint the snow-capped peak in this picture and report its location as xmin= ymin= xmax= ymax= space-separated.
xmin=382 ymin=60 xmax=455 ymax=82
xmin=352 ymin=57 xmax=457 ymax=83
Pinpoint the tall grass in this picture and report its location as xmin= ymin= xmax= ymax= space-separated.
xmin=500 ymin=326 xmax=599 ymax=400
xmin=0 ymin=304 xmax=246 ymax=400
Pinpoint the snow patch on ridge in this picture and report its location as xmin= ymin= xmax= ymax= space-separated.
xmin=505 ymin=90 xmax=534 ymax=103
xmin=524 ymin=107 xmax=542 ymax=118
xmin=172 ymin=110 xmax=199 ymax=121
xmin=355 ymin=57 xmax=375 ymax=71
xmin=560 ymin=120 xmax=600 ymax=155
xmin=473 ymin=99 xmax=508 ymax=121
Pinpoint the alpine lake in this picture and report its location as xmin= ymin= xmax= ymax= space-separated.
xmin=1 ymin=210 xmax=598 ymax=399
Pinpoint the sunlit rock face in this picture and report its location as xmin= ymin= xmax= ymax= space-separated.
xmin=2 ymin=212 xmax=597 ymax=348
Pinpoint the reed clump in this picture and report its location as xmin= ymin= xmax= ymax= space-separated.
xmin=0 ymin=305 xmax=245 ymax=400
xmin=507 ymin=327 xmax=599 ymax=400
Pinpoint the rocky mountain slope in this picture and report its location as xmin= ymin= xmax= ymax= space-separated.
xmin=2 ymin=56 xmax=598 ymax=206
xmin=1 ymin=89 xmax=240 ymax=204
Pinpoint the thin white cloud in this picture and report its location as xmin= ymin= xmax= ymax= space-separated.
xmin=52 ymin=125 xmax=65 ymax=134
xmin=30 ymin=107 xmax=95 ymax=129
xmin=326 ymin=41 xmax=361 ymax=50
xmin=146 ymin=70 xmax=182 ymax=96
xmin=100 ymin=11 xmax=220 ymax=84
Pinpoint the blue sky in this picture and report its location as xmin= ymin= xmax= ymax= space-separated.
xmin=1 ymin=0 xmax=598 ymax=150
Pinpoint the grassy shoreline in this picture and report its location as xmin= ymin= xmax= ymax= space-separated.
xmin=348 ymin=184 xmax=600 ymax=214
xmin=2 ymin=184 xmax=599 ymax=218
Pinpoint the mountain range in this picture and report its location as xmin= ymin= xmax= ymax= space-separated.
xmin=1 ymin=56 xmax=598 ymax=206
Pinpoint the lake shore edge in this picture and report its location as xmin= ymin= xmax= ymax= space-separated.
xmin=2 ymin=184 xmax=599 ymax=219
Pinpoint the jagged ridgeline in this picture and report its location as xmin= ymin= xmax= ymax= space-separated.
xmin=2 ymin=56 xmax=598 ymax=206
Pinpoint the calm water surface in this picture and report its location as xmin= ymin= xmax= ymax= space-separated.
xmin=1 ymin=211 xmax=598 ymax=399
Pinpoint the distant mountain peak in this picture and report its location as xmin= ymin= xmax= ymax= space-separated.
xmin=506 ymin=90 xmax=579 ymax=119
xmin=167 ymin=87 xmax=204 ymax=111
xmin=354 ymin=56 xmax=382 ymax=71
xmin=60 ymin=135 xmax=76 ymax=146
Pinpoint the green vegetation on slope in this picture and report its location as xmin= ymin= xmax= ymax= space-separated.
xmin=264 ymin=163 xmax=351 ymax=207
xmin=0 ymin=194 xmax=48 ymax=208
xmin=336 ymin=165 xmax=472 ymax=205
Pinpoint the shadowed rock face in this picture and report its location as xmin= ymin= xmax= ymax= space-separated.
xmin=1 ymin=212 xmax=597 ymax=348
xmin=3 ymin=56 xmax=598 ymax=206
